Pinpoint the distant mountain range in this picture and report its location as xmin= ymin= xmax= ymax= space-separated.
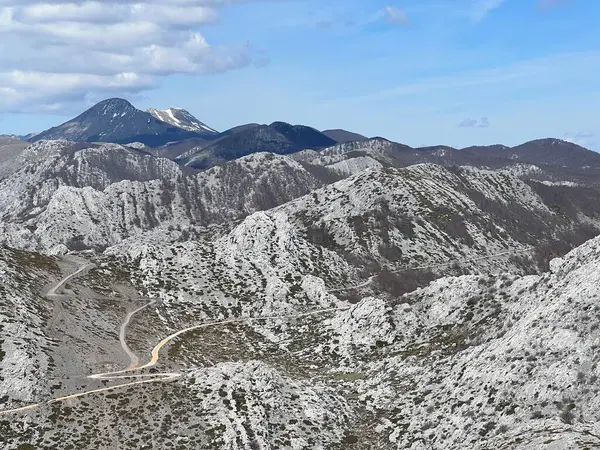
xmin=464 ymin=139 xmax=600 ymax=168
xmin=20 ymin=97 xmax=600 ymax=174
xmin=27 ymin=99 xmax=345 ymax=163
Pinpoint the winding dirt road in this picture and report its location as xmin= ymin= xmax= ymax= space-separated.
xmin=1 ymin=245 xmax=538 ymax=416
xmin=0 ymin=245 xmax=540 ymax=416
xmin=1 ymin=307 xmax=346 ymax=414
xmin=120 ymin=300 xmax=158 ymax=369
xmin=46 ymin=260 xmax=95 ymax=298
xmin=0 ymin=258 xmax=346 ymax=416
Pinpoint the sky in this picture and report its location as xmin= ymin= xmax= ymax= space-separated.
xmin=0 ymin=0 xmax=598 ymax=150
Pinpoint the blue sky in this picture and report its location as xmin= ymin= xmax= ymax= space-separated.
xmin=0 ymin=0 xmax=598 ymax=150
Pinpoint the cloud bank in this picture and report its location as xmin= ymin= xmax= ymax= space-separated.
xmin=0 ymin=1 xmax=254 ymax=113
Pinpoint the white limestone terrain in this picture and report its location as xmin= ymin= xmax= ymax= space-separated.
xmin=1 ymin=136 xmax=600 ymax=449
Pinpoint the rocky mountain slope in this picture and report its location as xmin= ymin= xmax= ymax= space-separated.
xmin=307 ymin=137 xmax=600 ymax=189
xmin=0 ymin=247 xmax=59 ymax=406
xmin=0 ymin=135 xmax=25 ymax=146
xmin=2 ymin=139 xmax=598 ymax=283
xmin=207 ymin=163 xmax=599 ymax=302
xmin=31 ymin=99 xmax=204 ymax=147
xmin=151 ymin=125 xmax=266 ymax=161
xmin=0 ymin=135 xmax=28 ymax=179
xmin=0 ymin=141 xmax=337 ymax=253
xmin=2 ymin=130 xmax=600 ymax=449
xmin=147 ymin=107 xmax=218 ymax=136
xmin=304 ymin=137 xmax=504 ymax=170
xmin=277 ymin=164 xmax=582 ymax=269
xmin=147 ymin=137 xmax=211 ymax=160
xmin=318 ymin=233 xmax=600 ymax=448
xmin=3 ymin=200 xmax=600 ymax=448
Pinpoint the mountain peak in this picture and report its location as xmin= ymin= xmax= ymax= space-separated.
xmin=514 ymin=137 xmax=596 ymax=153
xmin=181 ymin=121 xmax=337 ymax=169
xmin=83 ymin=98 xmax=138 ymax=121
xmin=31 ymin=98 xmax=202 ymax=147
xmin=525 ymin=137 xmax=585 ymax=148
xmin=94 ymin=98 xmax=135 ymax=111
xmin=147 ymin=107 xmax=217 ymax=135
xmin=269 ymin=120 xmax=294 ymax=128
xmin=464 ymin=137 xmax=600 ymax=168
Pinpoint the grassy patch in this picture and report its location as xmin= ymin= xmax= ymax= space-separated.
xmin=334 ymin=372 xmax=364 ymax=381
xmin=17 ymin=444 xmax=36 ymax=450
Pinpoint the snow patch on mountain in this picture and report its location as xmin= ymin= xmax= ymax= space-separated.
xmin=147 ymin=107 xmax=217 ymax=134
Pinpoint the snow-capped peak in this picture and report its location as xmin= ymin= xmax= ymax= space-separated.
xmin=147 ymin=107 xmax=218 ymax=135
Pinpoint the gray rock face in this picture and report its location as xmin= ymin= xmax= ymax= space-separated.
xmin=0 ymin=136 xmax=28 ymax=179
xmin=0 ymin=145 xmax=328 ymax=251
xmin=1 ymin=139 xmax=599 ymax=266
xmin=0 ymin=247 xmax=58 ymax=405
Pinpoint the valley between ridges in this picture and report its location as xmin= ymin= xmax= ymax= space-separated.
xmin=0 ymin=246 xmax=536 ymax=416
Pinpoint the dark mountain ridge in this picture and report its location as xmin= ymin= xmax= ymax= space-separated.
xmin=322 ymin=129 xmax=368 ymax=143
xmin=459 ymin=139 xmax=600 ymax=167
xmin=31 ymin=99 xmax=208 ymax=147
xmin=181 ymin=122 xmax=336 ymax=170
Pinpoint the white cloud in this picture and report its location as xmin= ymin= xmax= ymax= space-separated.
xmin=0 ymin=70 xmax=155 ymax=112
xmin=143 ymin=34 xmax=251 ymax=75
xmin=0 ymin=68 xmax=148 ymax=114
xmin=20 ymin=2 xmax=122 ymax=23
xmin=19 ymin=2 xmax=218 ymax=25
xmin=470 ymin=0 xmax=507 ymax=22
xmin=564 ymin=131 xmax=596 ymax=149
xmin=0 ymin=1 xmax=255 ymax=113
xmin=383 ymin=6 xmax=408 ymax=25
xmin=459 ymin=117 xmax=490 ymax=128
